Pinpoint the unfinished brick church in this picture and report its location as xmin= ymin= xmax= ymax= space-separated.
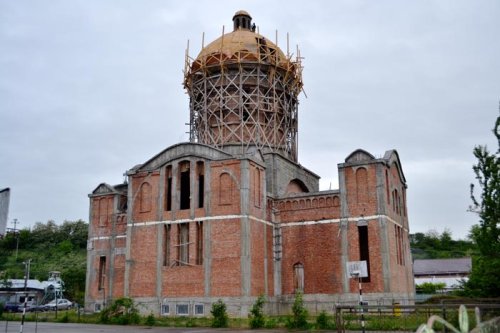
xmin=85 ymin=11 xmax=414 ymax=316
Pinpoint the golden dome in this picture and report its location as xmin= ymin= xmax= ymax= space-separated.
xmin=189 ymin=11 xmax=292 ymax=71
xmin=193 ymin=29 xmax=288 ymax=69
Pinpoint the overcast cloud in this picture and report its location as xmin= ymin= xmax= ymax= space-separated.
xmin=1 ymin=0 xmax=499 ymax=239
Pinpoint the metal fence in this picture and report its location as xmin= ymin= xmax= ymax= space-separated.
xmin=334 ymin=303 xmax=500 ymax=332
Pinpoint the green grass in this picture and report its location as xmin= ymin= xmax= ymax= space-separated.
xmin=2 ymin=307 xmax=484 ymax=331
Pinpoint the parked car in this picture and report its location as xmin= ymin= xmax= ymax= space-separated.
xmin=27 ymin=303 xmax=47 ymax=312
xmin=3 ymin=302 xmax=20 ymax=312
xmin=44 ymin=299 xmax=72 ymax=311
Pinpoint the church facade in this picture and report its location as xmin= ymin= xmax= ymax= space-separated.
xmin=85 ymin=11 xmax=414 ymax=316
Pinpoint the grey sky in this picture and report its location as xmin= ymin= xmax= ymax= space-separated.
xmin=1 ymin=0 xmax=498 ymax=239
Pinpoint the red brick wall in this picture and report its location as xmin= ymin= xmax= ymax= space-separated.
xmin=131 ymin=171 xmax=160 ymax=222
xmin=281 ymin=223 xmax=343 ymax=295
xmin=210 ymin=218 xmax=242 ymax=296
xmin=210 ymin=161 xmax=241 ymax=215
xmin=112 ymin=254 xmax=125 ymax=298
xmin=128 ymin=225 xmax=157 ymax=297
xmin=250 ymin=220 xmax=266 ymax=296
xmin=91 ymin=195 xmax=114 ymax=232
xmin=163 ymin=222 xmax=205 ymax=297
xmin=276 ymin=195 xmax=341 ymax=222
xmin=344 ymin=165 xmax=378 ymax=217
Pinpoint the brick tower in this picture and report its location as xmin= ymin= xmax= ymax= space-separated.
xmin=85 ymin=11 xmax=415 ymax=316
xmin=185 ymin=10 xmax=302 ymax=162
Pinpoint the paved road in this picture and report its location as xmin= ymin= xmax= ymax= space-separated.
xmin=0 ymin=321 xmax=298 ymax=333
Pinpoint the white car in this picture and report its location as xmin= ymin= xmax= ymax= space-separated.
xmin=44 ymin=299 xmax=72 ymax=310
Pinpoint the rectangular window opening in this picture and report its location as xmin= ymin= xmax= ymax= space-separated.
xmin=196 ymin=221 xmax=203 ymax=265
xmin=161 ymin=304 xmax=170 ymax=315
xmin=163 ymin=224 xmax=171 ymax=267
xmin=198 ymin=174 xmax=204 ymax=208
xmin=166 ymin=171 xmax=172 ymax=211
xmin=197 ymin=162 xmax=204 ymax=208
xmin=98 ymin=256 xmax=106 ymax=290
xmin=178 ymin=223 xmax=189 ymax=265
xmin=358 ymin=226 xmax=371 ymax=282
xmin=180 ymin=167 xmax=190 ymax=210
xmin=194 ymin=304 xmax=204 ymax=315
xmin=176 ymin=304 xmax=189 ymax=316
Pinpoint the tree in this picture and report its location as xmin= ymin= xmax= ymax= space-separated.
xmin=462 ymin=110 xmax=500 ymax=297
xmin=210 ymin=299 xmax=228 ymax=328
xmin=249 ymin=295 xmax=266 ymax=329
xmin=286 ymin=292 xmax=308 ymax=329
xmin=410 ymin=229 xmax=476 ymax=259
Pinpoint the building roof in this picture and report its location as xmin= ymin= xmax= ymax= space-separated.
xmin=4 ymin=279 xmax=45 ymax=290
xmin=413 ymin=258 xmax=472 ymax=276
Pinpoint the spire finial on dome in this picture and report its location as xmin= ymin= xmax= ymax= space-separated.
xmin=233 ymin=10 xmax=252 ymax=31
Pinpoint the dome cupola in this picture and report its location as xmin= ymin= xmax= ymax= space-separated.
xmin=232 ymin=10 xmax=253 ymax=31
xmin=184 ymin=11 xmax=303 ymax=161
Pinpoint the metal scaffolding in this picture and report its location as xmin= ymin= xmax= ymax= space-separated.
xmin=183 ymin=27 xmax=303 ymax=162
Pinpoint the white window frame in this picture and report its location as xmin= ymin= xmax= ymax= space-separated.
xmin=161 ymin=303 xmax=170 ymax=316
xmin=194 ymin=304 xmax=204 ymax=316
xmin=176 ymin=304 xmax=189 ymax=316
xmin=94 ymin=303 xmax=102 ymax=312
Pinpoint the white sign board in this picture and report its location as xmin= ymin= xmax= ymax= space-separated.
xmin=346 ymin=260 xmax=368 ymax=278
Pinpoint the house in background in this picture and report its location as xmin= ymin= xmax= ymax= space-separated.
xmin=413 ymin=257 xmax=472 ymax=293
xmin=0 ymin=279 xmax=44 ymax=305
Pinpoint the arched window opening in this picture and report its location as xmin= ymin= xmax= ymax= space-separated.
xmin=394 ymin=189 xmax=399 ymax=215
xmin=293 ymin=263 xmax=304 ymax=293
xmin=356 ymin=167 xmax=368 ymax=204
xmin=165 ymin=166 xmax=172 ymax=211
xmin=99 ymin=197 xmax=108 ymax=225
xmin=286 ymin=179 xmax=309 ymax=194
xmin=385 ymin=169 xmax=390 ymax=204
xmin=139 ymin=182 xmax=152 ymax=212
xmin=197 ymin=162 xmax=204 ymax=208
xmin=219 ymin=173 xmax=233 ymax=205
xmin=402 ymin=188 xmax=407 ymax=217
xmin=254 ymin=168 xmax=262 ymax=207
xmin=179 ymin=162 xmax=190 ymax=210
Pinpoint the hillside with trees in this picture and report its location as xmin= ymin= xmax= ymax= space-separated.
xmin=0 ymin=220 xmax=88 ymax=304
xmin=409 ymin=229 xmax=477 ymax=260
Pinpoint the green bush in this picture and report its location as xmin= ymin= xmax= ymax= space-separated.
xmin=316 ymin=310 xmax=333 ymax=329
xmin=249 ymin=295 xmax=266 ymax=329
xmin=286 ymin=292 xmax=309 ymax=329
xmin=210 ymin=299 xmax=228 ymax=328
xmin=57 ymin=313 xmax=69 ymax=323
xmin=416 ymin=282 xmax=446 ymax=294
xmin=0 ymin=302 xmax=4 ymax=318
xmin=264 ymin=317 xmax=278 ymax=328
xmin=144 ymin=313 xmax=156 ymax=326
xmin=98 ymin=297 xmax=140 ymax=325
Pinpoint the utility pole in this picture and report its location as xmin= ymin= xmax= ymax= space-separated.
xmin=11 ymin=218 xmax=20 ymax=261
xmin=19 ymin=259 xmax=31 ymax=333
xmin=350 ymin=271 xmax=365 ymax=333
